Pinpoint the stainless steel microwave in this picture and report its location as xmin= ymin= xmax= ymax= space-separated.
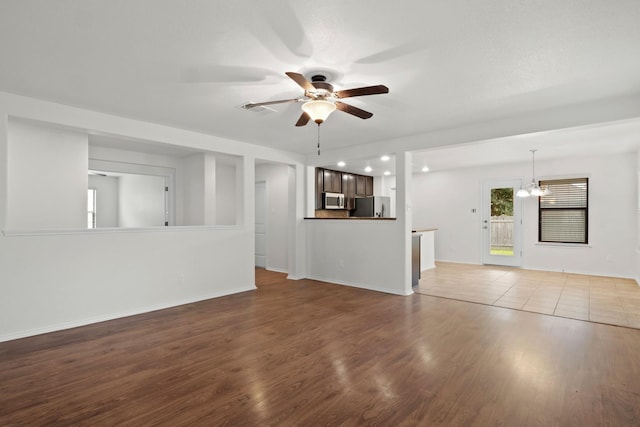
xmin=323 ymin=192 xmax=345 ymax=209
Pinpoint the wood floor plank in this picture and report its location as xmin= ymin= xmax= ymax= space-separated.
xmin=1 ymin=268 xmax=640 ymax=425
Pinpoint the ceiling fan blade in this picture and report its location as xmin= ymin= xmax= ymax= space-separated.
xmin=295 ymin=112 xmax=310 ymax=127
xmin=335 ymin=101 xmax=374 ymax=119
xmin=242 ymin=98 xmax=301 ymax=109
xmin=335 ymin=85 xmax=389 ymax=99
xmin=285 ymin=72 xmax=315 ymax=92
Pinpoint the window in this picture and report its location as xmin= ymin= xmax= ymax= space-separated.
xmin=88 ymin=188 xmax=97 ymax=229
xmin=538 ymin=178 xmax=588 ymax=244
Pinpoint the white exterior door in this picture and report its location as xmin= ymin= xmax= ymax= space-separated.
xmin=255 ymin=181 xmax=267 ymax=268
xmin=482 ymin=179 xmax=522 ymax=267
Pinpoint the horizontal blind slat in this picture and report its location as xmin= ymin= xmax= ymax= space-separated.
xmin=539 ymin=178 xmax=588 ymax=244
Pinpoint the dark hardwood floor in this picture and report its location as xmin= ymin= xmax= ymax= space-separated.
xmin=2 ymin=268 xmax=640 ymax=426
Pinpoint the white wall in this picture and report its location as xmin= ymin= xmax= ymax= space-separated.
xmin=636 ymin=149 xmax=640 ymax=284
xmin=6 ymin=119 xmax=87 ymax=230
xmin=0 ymin=91 xmax=306 ymax=342
xmin=181 ymin=153 xmax=238 ymax=226
xmin=255 ymin=163 xmax=289 ymax=273
xmin=118 ymin=174 xmax=166 ymax=227
xmin=181 ymin=153 xmax=206 ymax=226
xmin=89 ymin=144 xmax=178 ymax=226
xmin=306 ymin=220 xmax=407 ymax=294
xmin=216 ymin=162 xmax=236 ymax=225
xmin=89 ymin=175 xmax=119 ymax=227
xmin=0 ymin=228 xmax=254 ymax=341
xmin=412 ymin=152 xmax=637 ymax=278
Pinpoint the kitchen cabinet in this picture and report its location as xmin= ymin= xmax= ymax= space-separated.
xmin=356 ymin=175 xmax=374 ymax=197
xmin=355 ymin=175 xmax=366 ymax=197
xmin=316 ymin=167 xmax=373 ymax=210
xmin=342 ymin=173 xmax=356 ymax=210
xmin=316 ymin=167 xmax=324 ymax=209
xmin=316 ymin=167 xmax=344 ymax=209
xmin=364 ymin=176 xmax=374 ymax=196
xmin=323 ymin=169 xmax=342 ymax=193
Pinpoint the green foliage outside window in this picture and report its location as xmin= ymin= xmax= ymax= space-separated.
xmin=491 ymin=188 xmax=513 ymax=216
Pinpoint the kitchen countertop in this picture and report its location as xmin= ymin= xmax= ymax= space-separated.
xmin=412 ymin=228 xmax=438 ymax=232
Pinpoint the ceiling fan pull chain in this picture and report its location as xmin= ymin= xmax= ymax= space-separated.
xmin=317 ymin=123 xmax=321 ymax=155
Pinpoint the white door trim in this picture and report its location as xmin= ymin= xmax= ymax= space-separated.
xmin=255 ymin=180 xmax=267 ymax=268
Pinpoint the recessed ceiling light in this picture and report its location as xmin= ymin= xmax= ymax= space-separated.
xmin=380 ymin=155 xmax=390 ymax=161
xmin=384 ymin=171 xmax=391 ymax=176
xmin=421 ymin=166 xmax=429 ymax=172
xmin=337 ymin=161 xmax=346 ymax=167
xmin=364 ymin=166 xmax=372 ymax=173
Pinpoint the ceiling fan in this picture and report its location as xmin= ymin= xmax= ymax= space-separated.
xmin=241 ymin=72 xmax=389 ymax=126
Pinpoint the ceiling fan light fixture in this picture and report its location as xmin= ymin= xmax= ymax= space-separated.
xmin=301 ymin=100 xmax=336 ymax=124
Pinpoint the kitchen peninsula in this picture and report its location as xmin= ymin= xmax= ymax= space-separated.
xmin=412 ymin=228 xmax=437 ymax=271
xmin=307 ymin=165 xmax=435 ymax=294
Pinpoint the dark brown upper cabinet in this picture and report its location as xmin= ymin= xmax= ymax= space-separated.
xmin=356 ymin=175 xmax=373 ymax=197
xmin=364 ymin=175 xmax=373 ymax=197
xmin=323 ymin=169 xmax=342 ymax=193
xmin=342 ymin=173 xmax=356 ymax=210
xmin=316 ymin=167 xmax=373 ymax=209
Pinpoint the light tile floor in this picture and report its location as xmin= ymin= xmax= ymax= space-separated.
xmin=416 ymin=262 xmax=640 ymax=329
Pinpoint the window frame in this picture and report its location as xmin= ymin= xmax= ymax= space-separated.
xmin=538 ymin=177 xmax=589 ymax=244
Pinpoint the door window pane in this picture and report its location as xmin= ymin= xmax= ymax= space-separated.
xmin=490 ymin=188 xmax=514 ymax=256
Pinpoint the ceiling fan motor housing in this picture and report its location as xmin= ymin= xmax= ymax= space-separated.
xmin=309 ymin=75 xmax=333 ymax=98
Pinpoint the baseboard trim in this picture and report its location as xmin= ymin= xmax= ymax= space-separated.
xmin=266 ymin=267 xmax=288 ymax=274
xmin=437 ymin=259 xmax=637 ymax=281
xmin=0 ymin=285 xmax=256 ymax=343
xmin=305 ymin=274 xmax=411 ymax=296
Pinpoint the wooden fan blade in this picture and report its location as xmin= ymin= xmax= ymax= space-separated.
xmin=295 ymin=112 xmax=310 ymax=127
xmin=285 ymin=72 xmax=314 ymax=92
xmin=335 ymin=101 xmax=373 ymax=119
xmin=335 ymin=85 xmax=389 ymax=99
xmin=242 ymin=98 xmax=301 ymax=109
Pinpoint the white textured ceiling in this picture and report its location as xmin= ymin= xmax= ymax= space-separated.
xmin=1 ymin=0 xmax=640 ymax=162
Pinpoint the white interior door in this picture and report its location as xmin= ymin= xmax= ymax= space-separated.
xmin=482 ymin=179 xmax=522 ymax=267
xmin=255 ymin=181 xmax=267 ymax=268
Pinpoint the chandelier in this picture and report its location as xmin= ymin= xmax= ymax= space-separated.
xmin=516 ymin=149 xmax=551 ymax=198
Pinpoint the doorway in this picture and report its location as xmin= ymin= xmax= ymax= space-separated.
xmin=482 ymin=179 xmax=522 ymax=267
xmin=255 ymin=181 xmax=267 ymax=268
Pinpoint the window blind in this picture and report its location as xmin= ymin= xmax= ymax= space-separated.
xmin=538 ymin=178 xmax=588 ymax=244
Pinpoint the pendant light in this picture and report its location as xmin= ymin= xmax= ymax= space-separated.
xmin=301 ymin=100 xmax=336 ymax=155
xmin=517 ymin=149 xmax=551 ymax=198
xmin=301 ymin=100 xmax=336 ymax=124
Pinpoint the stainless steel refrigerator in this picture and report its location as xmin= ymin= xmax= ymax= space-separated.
xmin=353 ymin=196 xmax=391 ymax=218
